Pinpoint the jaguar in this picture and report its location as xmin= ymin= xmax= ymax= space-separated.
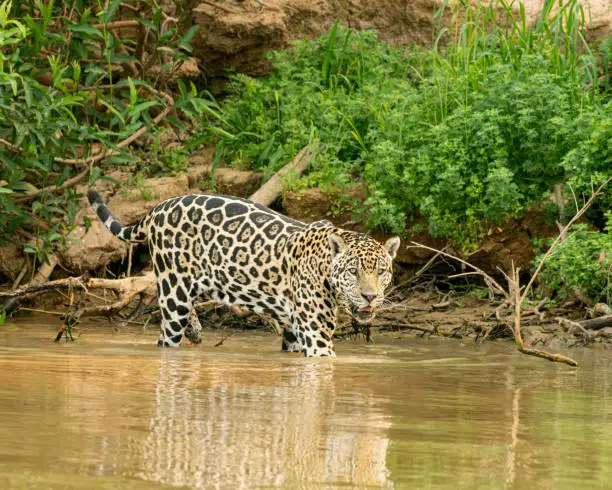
xmin=88 ymin=190 xmax=400 ymax=357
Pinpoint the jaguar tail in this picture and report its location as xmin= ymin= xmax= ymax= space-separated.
xmin=87 ymin=189 xmax=148 ymax=243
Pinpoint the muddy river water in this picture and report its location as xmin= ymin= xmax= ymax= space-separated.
xmin=0 ymin=318 xmax=610 ymax=489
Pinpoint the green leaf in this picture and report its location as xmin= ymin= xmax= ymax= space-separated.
xmin=128 ymin=77 xmax=137 ymax=105
xmin=21 ymin=78 xmax=32 ymax=107
xmin=67 ymin=24 xmax=104 ymax=40
xmin=178 ymin=25 xmax=199 ymax=52
xmin=98 ymin=98 xmax=126 ymax=124
xmin=102 ymin=0 xmax=121 ymax=24
xmin=130 ymin=100 xmax=160 ymax=118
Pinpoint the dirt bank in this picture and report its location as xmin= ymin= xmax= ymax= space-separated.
xmin=171 ymin=0 xmax=612 ymax=89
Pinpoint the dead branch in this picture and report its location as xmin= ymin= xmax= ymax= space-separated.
xmin=87 ymin=271 xmax=157 ymax=297
xmin=534 ymin=297 xmax=549 ymax=322
xmin=556 ymin=317 xmax=594 ymax=340
xmin=374 ymin=322 xmax=460 ymax=338
xmin=0 ymin=137 xmax=23 ymax=153
xmin=92 ymin=20 xmax=141 ymax=30
xmin=75 ymin=291 xmax=145 ymax=319
xmin=511 ymin=267 xmax=579 ymax=367
xmin=409 ymin=241 xmax=508 ymax=299
xmin=519 ymin=177 xmax=610 ymax=306
xmin=214 ymin=331 xmax=238 ymax=347
xmin=578 ymin=315 xmax=612 ymax=331
xmin=14 ymin=168 xmax=89 ymax=203
xmin=249 ymin=145 xmax=315 ymax=207
xmin=0 ymin=276 xmax=86 ymax=299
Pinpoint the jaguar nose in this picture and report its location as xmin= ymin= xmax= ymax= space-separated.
xmin=361 ymin=292 xmax=377 ymax=304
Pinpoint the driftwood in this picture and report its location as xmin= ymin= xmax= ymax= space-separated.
xmin=0 ymin=276 xmax=87 ymax=300
xmin=580 ymin=315 xmax=612 ymax=331
xmin=249 ymin=145 xmax=315 ymax=207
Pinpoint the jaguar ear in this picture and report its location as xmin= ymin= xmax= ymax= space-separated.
xmin=328 ymin=234 xmax=346 ymax=259
xmin=384 ymin=236 xmax=401 ymax=260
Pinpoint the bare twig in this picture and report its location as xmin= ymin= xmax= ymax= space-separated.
xmin=214 ymin=331 xmax=237 ymax=347
xmin=14 ymin=168 xmax=89 ymax=203
xmin=92 ymin=20 xmax=141 ymax=30
xmin=0 ymin=137 xmax=23 ymax=152
xmin=409 ymin=241 xmax=507 ymax=298
xmin=520 ymin=177 xmax=610 ymax=306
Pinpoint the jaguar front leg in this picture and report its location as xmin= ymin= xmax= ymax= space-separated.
xmin=156 ymin=276 xmax=194 ymax=348
xmin=157 ymin=308 xmax=191 ymax=347
xmin=281 ymin=328 xmax=303 ymax=352
xmin=293 ymin=316 xmax=336 ymax=357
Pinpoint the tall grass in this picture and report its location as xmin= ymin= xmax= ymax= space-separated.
xmin=425 ymin=0 xmax=600 ymax=123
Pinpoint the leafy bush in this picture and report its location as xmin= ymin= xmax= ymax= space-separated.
xmin=0 ymin=0 xmax=200 ymax=266
xmin=202 ymin=1 xmax=611 ymax=250
xmin=535 ymin=214 xmax=612 ymax=304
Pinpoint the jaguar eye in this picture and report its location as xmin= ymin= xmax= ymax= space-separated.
xmin=377 ymin=268 xmax=386 ymax=276
xmin=348 ymin=267 xmax=358 ymax=275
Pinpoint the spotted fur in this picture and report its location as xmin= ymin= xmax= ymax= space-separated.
xmin=88 ymin=190 xmax=400 ymax=357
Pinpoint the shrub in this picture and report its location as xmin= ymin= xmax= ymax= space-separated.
xmin=203 ymin=2 xmax=610 ymax=251
xmin=0 ymin=0 xmax=200 ymax=266
xmin=535 ymin=213 xmax=612 ymax=304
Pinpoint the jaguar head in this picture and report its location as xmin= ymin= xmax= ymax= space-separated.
xmin=329 ymin=233 xmax=400 ymax=323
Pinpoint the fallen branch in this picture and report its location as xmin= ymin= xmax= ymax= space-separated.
xmin=511 ymin=267 xmax=578 ymax=367
xmin=374 ymin=322 xmax=460 ymax=338
xmin=578 ymin=315 xmax=612 ymax=331
xmin=409 ymin=241 xmax=508 ymax=299
xmin=0 ymin=276 xmax=86 ymax=299
xmin=249 ymin=145 xmax=315 ymax=207
xmin=92 ymin=20 xmax=141 ymax=30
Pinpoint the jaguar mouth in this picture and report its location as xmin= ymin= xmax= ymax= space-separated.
xmin=351 ymin=305 xmax=376 ymax=323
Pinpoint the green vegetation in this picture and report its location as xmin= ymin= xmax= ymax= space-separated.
xmin=202 ymin=0 xmax=611 ymax=250
xmin=536 ymin=213 xmax=612 ymax=304
xmin=0 ymin=0 xmax=201 ymax=265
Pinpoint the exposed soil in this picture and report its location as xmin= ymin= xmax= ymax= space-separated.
xmin=361 ymin=290 xmax=612 ymax=350
xmin=170 ymin=0 xmax=612 ymax=91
